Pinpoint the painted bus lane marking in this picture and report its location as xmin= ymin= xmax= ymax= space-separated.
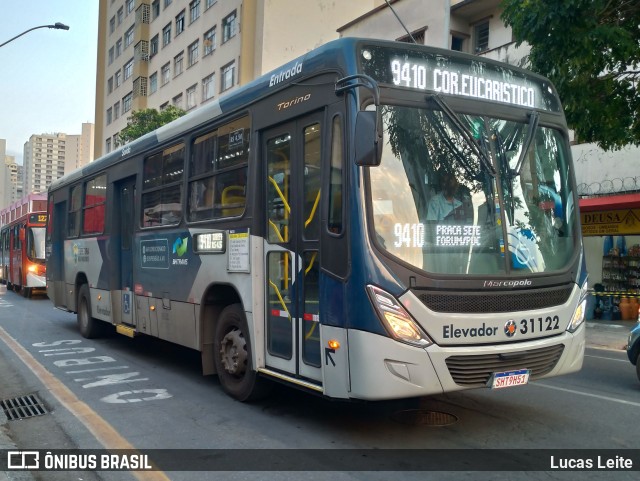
xmin=31 ymin=339 xmax=172 ymax=404
xmin=0 ymin=326 xmax=171 ymax=481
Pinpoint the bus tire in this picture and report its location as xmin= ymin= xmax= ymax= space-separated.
xmin=78 ymin=284 xmax=101 ymax=339
xmin=22 ymin=287 xmax=31 ymax=298
xmin=213 ymin=304 xmax=269 ymax=402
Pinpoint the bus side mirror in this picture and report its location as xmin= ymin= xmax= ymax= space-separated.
xmin=354 ymin=110 xmax=383 ymax=167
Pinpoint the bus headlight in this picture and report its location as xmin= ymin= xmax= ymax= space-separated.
xmin=366 ymin=285 xmax=432 ymax=348
xmin=567 ymin=281 xmax=588 ymax=333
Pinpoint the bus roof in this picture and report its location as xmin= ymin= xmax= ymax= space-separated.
xmin=49 ymin=37 xmax=560 ymax=193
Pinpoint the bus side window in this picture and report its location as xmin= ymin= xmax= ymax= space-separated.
xmin=328 ymin=116 xmax=343 ymax=234
xmin=142 ymin=144 xmax=185 ymax=227
xmin=68 ymin=185 xmax=82 ymax=237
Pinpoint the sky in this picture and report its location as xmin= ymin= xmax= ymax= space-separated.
xmin=0 ymin=0 xmax=99 ymax=165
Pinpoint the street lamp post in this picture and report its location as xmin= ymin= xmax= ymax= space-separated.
xmin=0 ymin=23 xmax=70 ymax=48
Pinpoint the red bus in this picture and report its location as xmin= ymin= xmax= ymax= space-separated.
xmin=0 ymin=194 xmax=48 ymax=298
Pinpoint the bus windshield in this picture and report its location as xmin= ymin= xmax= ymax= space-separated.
xmin=27 ymin=227 xmax=46 ymax=261
xmin=369 ymin=104 xmax=577 ymax=275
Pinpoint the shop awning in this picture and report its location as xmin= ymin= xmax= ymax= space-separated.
xmin=579 ymin=193 xmax=640 ymax=213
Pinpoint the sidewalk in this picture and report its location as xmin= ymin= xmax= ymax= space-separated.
xmin=585 ymin=317 xmax=636 ymax=351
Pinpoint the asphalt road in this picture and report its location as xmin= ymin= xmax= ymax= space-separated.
xmin=0 ymin=288 xmax=638 ymax=481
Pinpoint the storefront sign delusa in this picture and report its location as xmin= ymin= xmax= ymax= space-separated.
xmin=581 ymin=209 xmax=640 ymax=236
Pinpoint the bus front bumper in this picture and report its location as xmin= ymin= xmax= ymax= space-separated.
xmin=346 ymin=323 xmax=585 ymax=401
xmin=26 ymin=273 xmax=47 ymax=288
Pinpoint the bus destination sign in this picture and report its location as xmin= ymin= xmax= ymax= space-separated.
xmin=29 ymin=214 xmax=48 ymax=225
xmin=194 ymin=231 xmax=225 ymax=253
xmin=360 ymin=45 xmax=560 ymax=112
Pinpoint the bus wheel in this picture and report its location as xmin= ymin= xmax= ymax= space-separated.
xmin=213 ymin=304 xmax=269 ymax=401
xmin=22 ymin=287 xmax=31 ymax=298
xmin=78 ymin=284 xmax=100 ymax=338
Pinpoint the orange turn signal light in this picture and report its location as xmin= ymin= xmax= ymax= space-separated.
xmin=328 ymin=339 xmax=340 ymax=350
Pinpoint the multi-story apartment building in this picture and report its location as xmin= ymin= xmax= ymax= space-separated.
xmin=4 ymin=156 xmax=20 ymax=204
xmin=339 ymin=0 xmax=526 ymax=63
xmin=95 ymin=0 xmax=375 ymax=158
xmin=23 ymin=124 xmax=94 ymax=194
xmin=23 ymin=134 xmax=68 ymax=195
xmin=64 ymin=123 xmax=96 ymax=175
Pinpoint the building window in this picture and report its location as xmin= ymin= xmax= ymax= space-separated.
xmin=123 ymin=92 xmax=133 ymax=113
xmin=162 ymin=23 xmax=171 ymax=47
xmin=114 ymin=101 xmax=120 ymax=119
xmin=221 ymin=62 xmax=234 ymax=91
xmin=150 ymin=72 xmax=158 ymax=94
xmin=107 ymin=77 xmax=113 ymax=94
xmin=106 ymin=108 xmax=113 ymax=125
xmin=173 ymin=93 xmax=183 ymax=109
xmin=164 ymin=0 xmax=172 ymax=8
xmin=152 ymin=0 xmax=160 ymax=19
xmin=117 ymin=7 xmax=124 ymax=25
xmin=186 ymin=84 xmax=197 ymax=109
xmin=222 ymin=10 xmax=237 ymax=43
xmin=161 ymin=63 xmax=170 ymax=85
xmin=190 ymin=0 xmax=201 ymax=23
xmin=109 ymin=16 xmax=115 ymax=34
xmin=150 ymin=34 xmax=159 ymax=57
xmin=176 ymin=10 xmax=185 ymax=35
xmin=106 ymin=138 xmax=112 ymax=153
xmin=202 ymin=73 xmax=215 ymax=100
xmin=174 ymin=51 xmax=184 ymax=77
xmin=124 ymin=58 xmax=134 ymax=80
xmin=126 ymin=0 xmax=135 ymax=16
xmin=124 ymin=26 xmax=135 ymax=48
xmin=205 ymin=0 xmax=216 ymax=9
xmin=116 ymin=38 xmax=122 ymax=57
xmin=203 ymin=27 xmax=216 ymax=56
xmin=451 ymin=34 xmax=466 ymax=52
xmin=115 ymin=70 xmax=122 ymax=88
xmin=474 ymin=21 xmax=489 ymax=53
xmin=108 ymin=47 xmax=114 ymax=65
xmin=188 ymin=40 xmax=199 ymax=67
xmin=397 ymin=27 xmax=426 ymax=45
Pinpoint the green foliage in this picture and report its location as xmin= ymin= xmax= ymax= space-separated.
xmin=116 ymin=106 xmax=186 ymax=144
xmin=501 ymin=0 xmax=640 ymax=150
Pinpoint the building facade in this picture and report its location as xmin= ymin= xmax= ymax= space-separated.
xmin=22 ymin=124 xmax=95 ymax=195
xmin=95 ymin=0 xmax=375 ymax=158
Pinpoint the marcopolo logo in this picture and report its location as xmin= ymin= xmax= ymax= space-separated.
xmin=483 ymin=279 xmax=532 ymax=288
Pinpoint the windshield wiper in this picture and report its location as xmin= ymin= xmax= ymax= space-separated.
xmin=426 ymin=94 xmax=496 ymax=176
xmin=511 ymin=111 xmax=539 ymax=177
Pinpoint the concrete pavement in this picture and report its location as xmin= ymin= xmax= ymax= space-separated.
xmin=1 ymin=316 xmax=636 ymax=480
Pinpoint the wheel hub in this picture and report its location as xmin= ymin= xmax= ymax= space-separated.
xmin=219 ymin=328 xmax=248 ymax=376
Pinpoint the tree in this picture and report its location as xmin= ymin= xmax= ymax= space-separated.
xmin=500 ymin=0 xmax=640 ymax=150
xmin=117 ymin=106 xmax=186 ymax=144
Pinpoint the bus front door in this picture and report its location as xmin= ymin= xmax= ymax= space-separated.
xmin=263 ymin=114 xmax=323 ymax=383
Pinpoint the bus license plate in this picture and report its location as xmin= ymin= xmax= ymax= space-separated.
xmin=491 ymin=369 xmax=530 ymax=389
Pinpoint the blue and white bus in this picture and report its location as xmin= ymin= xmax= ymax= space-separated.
xmin=46 ymin=38 xmax=586 ymax=401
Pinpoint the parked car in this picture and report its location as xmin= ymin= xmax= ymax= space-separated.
xmin=627 ymin=319 xmax=640 ymax=382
